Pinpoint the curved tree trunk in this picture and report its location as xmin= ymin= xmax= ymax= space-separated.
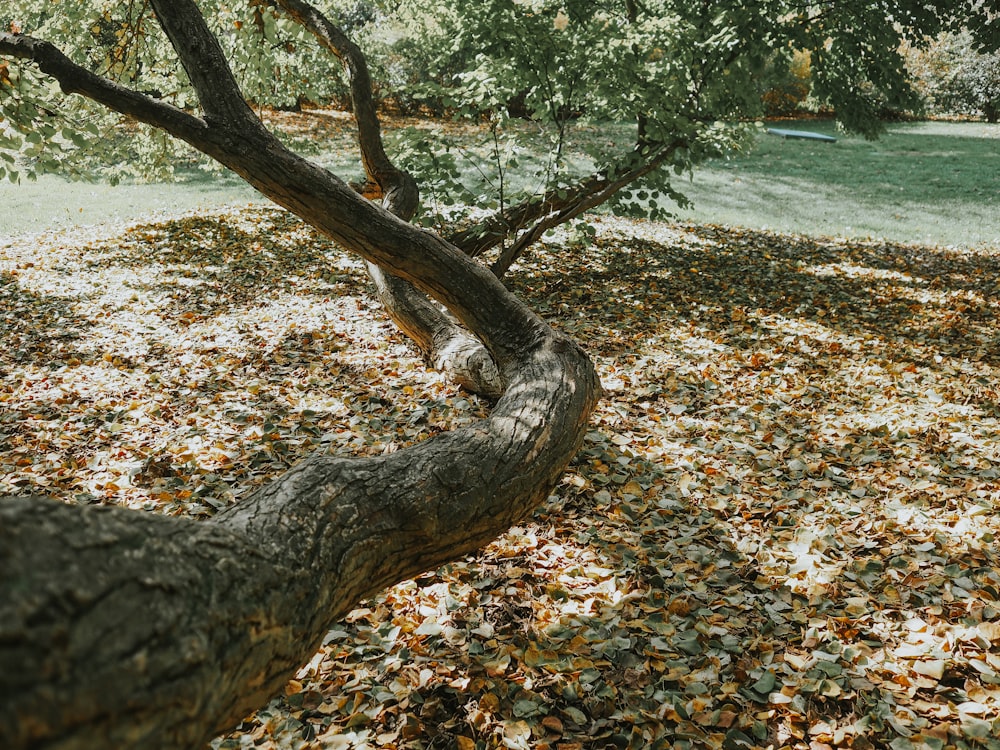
xmin=0 ymin=334 xmax=597 ymax=749
xmin=0 ymin=2 xmax=600 ymax=748
xmin=365 ymin=264 xmax=506 ymax=398
xmin=265 ymin=0 xmax=504 ymax=397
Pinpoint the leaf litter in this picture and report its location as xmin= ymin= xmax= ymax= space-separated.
xmin=1 ymin=207 xmax=998 ymax=750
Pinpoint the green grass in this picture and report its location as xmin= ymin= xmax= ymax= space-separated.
xmin=3 ymin=118 xmax=998 ymax=248
xmin=673 ymin=120 xmax=1000 ymax=248
xmin=0 ymin=171 xmax=261 ymax=236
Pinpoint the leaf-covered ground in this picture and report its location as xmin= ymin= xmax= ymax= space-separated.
xmin=1 ymin=208 xmax=999 ymax=750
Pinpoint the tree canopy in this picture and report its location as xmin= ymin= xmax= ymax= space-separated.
xmin=2 ymin=1 xmax=998 ymax=264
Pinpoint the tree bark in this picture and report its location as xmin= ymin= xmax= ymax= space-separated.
xmin=0 ymin=333 xmax=597 ymax=750
xmin=365 ymin=264 xmax=506 ymax=398
xmin=0 ymin=2 xmax=600 ymax=748
xmin=266 ymin=0 xmax=504 ymax=396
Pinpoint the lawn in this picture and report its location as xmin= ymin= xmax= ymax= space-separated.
xmin=675 ymin=120 xmax=1000 ymax=249
xmin=3 ymin=117 xmax=998 ymax=249
xmin=0 ymin=170 xmax=260 ymax=236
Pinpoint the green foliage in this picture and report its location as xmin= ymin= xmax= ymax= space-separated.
xmin=0 ymin=1 xmax=366 ymax=181
xmin=390 ymin=125 xmax=478 ymax=229
xmin=2 ymin=0 xmax=997 ymax=217
xmin=906 ymin=31 xmax=1000 ymax=122
xmin=759 ymin=50 xmax=813 ymax=117
xmin=380 ymin=0 xmax=997 ymax=222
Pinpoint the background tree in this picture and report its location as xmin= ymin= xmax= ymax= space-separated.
xmin=338 ymin=0 xmax=999 ymax=273
xmin=905 ymin=30 xmax=1000 ymax=122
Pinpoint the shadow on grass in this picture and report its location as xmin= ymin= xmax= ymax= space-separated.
xmin=80 ymin=208 xmax=369 ymax=321
xmin=679 ymin=121 xmax=1000 ymax=247
xmin=732 ymin=122 xmax=1000 ymax=211
xmin=0 ymin=271 xmax=87 ymax=365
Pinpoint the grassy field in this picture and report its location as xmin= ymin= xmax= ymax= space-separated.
xmin=0 ymin=170 xmax=261 ymax=237
xmin=2 ymin=117 xmax=997 ymax=248
xmin=3 ymin=205 xmax=998 ymax=750
xmin=674 ymin=119 xmax=1000 ymax=248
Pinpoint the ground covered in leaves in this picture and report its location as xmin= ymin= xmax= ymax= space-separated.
xmin=2 ymin=208 xmax=999 ymax=750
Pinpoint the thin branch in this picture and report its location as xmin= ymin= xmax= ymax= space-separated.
xmin=448 ymin=139 xmax=681 ymax=261
xmin=0 ymin=31 xmax=208 ymax=143
xmin=489 ymin=141 xmax=681 ymax=277
xmin=265 ymin=0 xmax=418 ymax=219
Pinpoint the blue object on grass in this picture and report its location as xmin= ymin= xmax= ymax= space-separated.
xmin=766 ymin=128 xmax=837 ymax=142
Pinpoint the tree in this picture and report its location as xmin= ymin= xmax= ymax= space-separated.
xmin=906 ymin=30 xmax=1000 ymax=122
xmin=0 ymin=2 xmax=600 ymax=748
xmin=0 ymin=1 xmax=997 ymax=748
xmin=339 ymin=0 xmax=998 ymax=274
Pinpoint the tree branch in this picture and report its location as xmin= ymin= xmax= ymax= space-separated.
xmin=265 ymin=0 xmax=504 ymax=394
xmin=147 ymin=0 xmax=260 ymax=128
xmin=0 ymin=2 xmax=602 ymax=748
xmin=0 ymin=32 xmax=208 ymax=144
xmin=266 ymin=0 xmax=418 ymax=219
xmin=449 ymin=141 xmax=683 ymax=270
xmin=490 ymin=150 xmax=673 ymax=277
xmin=1 ymin=324 xmax=598 ymax=748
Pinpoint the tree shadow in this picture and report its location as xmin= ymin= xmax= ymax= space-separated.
xmin=7 ymin=206 xmax=998 ymax=748
xmin=79 ymin=208 xmax=369 ymax=322
xmin=731 ymin=124 xmax=1000 ymax=215
xmin=0 ymin=270 xmax=89 ymax=366
xmin=0 ymin=211 xmax=430 ymax=509
xmin=223 ymin=450 xmax=797 ymax=749
xmin=217 ymin=216 xmax=999 ymax=750
xmin=512 ymin=223 xmax=998 ymax=368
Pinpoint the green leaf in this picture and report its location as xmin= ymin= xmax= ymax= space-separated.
xmin=751 ymin=671 xmax=776 ymax=695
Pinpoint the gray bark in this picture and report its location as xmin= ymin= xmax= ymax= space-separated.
xmin=1 ymin=333 xmax=597 ymax=749
xmin=266 ymin=0 xmax=504 ymax=397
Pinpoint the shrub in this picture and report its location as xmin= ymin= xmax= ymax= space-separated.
xmin=905 ymin=31 xmax=1000 ymax=122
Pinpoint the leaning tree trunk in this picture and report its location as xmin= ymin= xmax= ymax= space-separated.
xmin=0 ymin=1 xmax=601 ymax=748
xmin=265 ymin=0 xmax=505 ymax=398
xmin=0 ymin=335 xmax=597 ymax=749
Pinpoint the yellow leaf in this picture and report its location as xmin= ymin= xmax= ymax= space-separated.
xmin=977 ymin=621 xmax=1000 ymax=643
xmin=621 ymin=480 xmax=644 ymax=497
xmin=913 ymin=660 xmax=946 ymax=680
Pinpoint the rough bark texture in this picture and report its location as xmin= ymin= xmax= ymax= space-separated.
xmin=365 ymin=264 xmax=506 ymax=398
xmin=0 ymin=2 xmax=600 ymax=748
xmin=0 ymin=333 xmax=597 ymax=750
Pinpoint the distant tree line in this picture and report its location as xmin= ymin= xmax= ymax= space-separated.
xmin=904 ymin=31 xmax=1000 ymax=122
